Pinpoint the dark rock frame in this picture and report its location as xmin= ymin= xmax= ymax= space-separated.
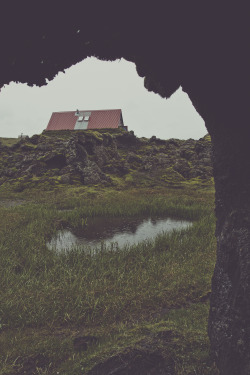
xmin=0 ymin=3 xmax=249 ymax=374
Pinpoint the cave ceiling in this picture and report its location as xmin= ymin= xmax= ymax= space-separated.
xmin=0 ymin=3 xmax=248 ymax=124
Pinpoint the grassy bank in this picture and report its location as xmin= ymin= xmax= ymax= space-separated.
xmin=0 ymin=185 xmax=218 ymax=374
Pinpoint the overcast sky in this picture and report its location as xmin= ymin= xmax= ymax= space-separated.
xmin=0 ymin=57 xmax=207 ymax=140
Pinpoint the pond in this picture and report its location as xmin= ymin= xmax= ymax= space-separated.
xmin=47 ymin=215 xmax=191 ymax=253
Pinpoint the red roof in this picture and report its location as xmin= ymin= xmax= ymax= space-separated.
xmin=46 ymin=109 xmax=123 ymax=131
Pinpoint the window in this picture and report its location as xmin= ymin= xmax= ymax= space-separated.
xmin=78 ymin=116 xmax=84 ymax=122
xmin=84 ymin=116 xmax=90 ymax=121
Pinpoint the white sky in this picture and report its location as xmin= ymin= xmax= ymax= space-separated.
xmin=0 ymin=57 xmax=207 ymax=140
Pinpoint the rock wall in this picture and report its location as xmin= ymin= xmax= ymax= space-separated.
xmin=0 ymin=130 xmax=213 ymax=190
xmin=206 ymin=114 xmax=250 ymax=375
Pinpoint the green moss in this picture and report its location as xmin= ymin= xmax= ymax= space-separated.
xmin=160 ymin=167 xmax=186 ymax=186
xmin=9 ymin=167 xmax=18 ymax=173
xmin=181 ymin=149 xmax=195 ymax=160
xmin=22 ymin=142 xmax=37 ymax=150
xmin=95 ymin=128 xmax=126 ymax=135
xmin=108 ymin=175 xmax=126 ymax=188
xmin=184 ymin=177 xmax=214 ymax=189
xmin=138 ymin=145 xmax=155 ymax=154
xmin=203 ymin=134 xmax=211 ymax=142
xmin=125 ymin=173 xmax=134 ymax=183
xmin=41 ymin=130 xmax=73 ymax=140
xmin=0 ymin=137 xmax=19 ymax=147
xmin=85 ymin=130 xmax=103 ymax=142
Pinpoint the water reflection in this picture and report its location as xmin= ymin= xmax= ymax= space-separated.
xmin=47 ymin=216 xmax=191 ymax=252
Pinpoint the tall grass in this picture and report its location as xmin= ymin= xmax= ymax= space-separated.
xmin=0 ymin=187 xmax=216 ymax=374
xmin=0 ymin=188 xmax=215 ymax=328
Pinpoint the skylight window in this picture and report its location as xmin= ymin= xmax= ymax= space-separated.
xmin=78 ymin=116 xmax=84 ymax=122
xmin=84 ymin=116 xmax=90 ymax=121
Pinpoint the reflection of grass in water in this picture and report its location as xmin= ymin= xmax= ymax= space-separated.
xmin=0 ymin=186 xmax=217 ymax=374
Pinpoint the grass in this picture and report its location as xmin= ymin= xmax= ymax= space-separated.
xmin=0 ymin=184 xmax=218 ymax=374
xmin=0 ymin=137 xmax=19 ymax=147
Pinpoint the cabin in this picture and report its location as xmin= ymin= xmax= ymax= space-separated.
xmin=46 ymin=109 xmax=127 ymax=132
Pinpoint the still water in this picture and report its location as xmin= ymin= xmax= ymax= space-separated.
xmin=47 ymin=216 xmax=191 ymax=252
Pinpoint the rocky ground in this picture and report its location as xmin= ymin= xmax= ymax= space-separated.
xmin=0 ymin=129 xmax=213 ymax=191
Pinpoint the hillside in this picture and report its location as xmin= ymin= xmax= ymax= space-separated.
xmin=0 ymin=129 xmax=213 ymax=191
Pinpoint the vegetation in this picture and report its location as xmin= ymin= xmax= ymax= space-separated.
xmin=0 ymin=137 xmax=19 ymax=147
xmin=0 ymin=130 xmax=217 ymax=374
xmin=0 ymin=129 xmax=214 ymax=192
xmin=0 ymin=178 xmax=218 ymax=374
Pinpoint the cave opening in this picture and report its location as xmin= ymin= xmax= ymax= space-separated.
xmin=0 ymin=3 xmax=249 ymax=374
xmin=0 ymin=58 xmax=206 ymax=141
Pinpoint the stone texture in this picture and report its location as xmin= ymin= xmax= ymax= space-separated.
xmin=207 ymin=124 xmax=250 ymax=375
xmin=0 ymin=132 xmax=213 ymax=188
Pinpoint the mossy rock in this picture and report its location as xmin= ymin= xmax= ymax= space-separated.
xmin=125 ymin=173 xmax=134 ymax=183
xmin=160 ymin=167 xmax=186 ymax=187
xmin=0 ymin=137 xmax=19 ymax=147
xmin=85 ymin=130 xmax=103 ymax=142
xmin=20 ymin=142 xmax=37 ymax=151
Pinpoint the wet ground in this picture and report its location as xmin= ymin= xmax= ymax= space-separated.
xmin=47 ymin=215 xmax=191 ymax=252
